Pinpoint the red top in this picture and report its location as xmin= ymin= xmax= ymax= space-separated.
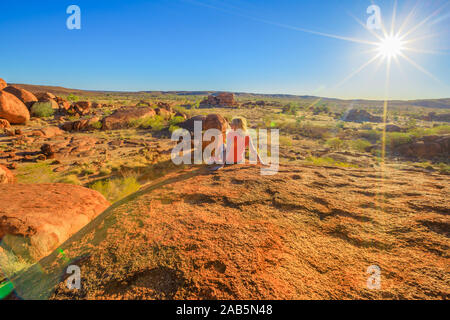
xmin=226 ymin=132 xmax=250 ymax=164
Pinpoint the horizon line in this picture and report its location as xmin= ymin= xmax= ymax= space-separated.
xmin=9 ymin=82 xmax=450 ymax=103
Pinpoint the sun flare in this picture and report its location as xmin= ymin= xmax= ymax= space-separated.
xmin=378 ymin=35 xmax=404 ymax=58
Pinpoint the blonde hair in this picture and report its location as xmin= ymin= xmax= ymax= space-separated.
xmin=230 ymin=117 xmax=248 ymax=132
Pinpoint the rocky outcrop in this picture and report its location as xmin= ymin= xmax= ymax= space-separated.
xmin=55 ymin=96 xmax=71 ymax=111
xmin=204 ymin=114 xmax=228 ymax=132
xmin=200 ymin=92 xmax=237 ymax=107
xmin=0 ymin=90 xmax=30 ymax=124
xmin=395 ymin=135 xmax=450 ymax=159
xmin=102 ymin=107 xmax=156 ymax=130
xmin=385 ymin=124 xmax=403 ymax=132
xmin=0 ymin=183 xmax=110 ymax=262
xmin=154 ymin=108 xmax=172 ymax=119
xmin=29 ymin=126 xmax=65 ymax=138
xmin=35 ymin=92 xmax=56 ymax=101
xmin=178 ymin=115 xmax=206 ymax=133
xmin=178 ymin=114 xmax=228 ymax=135
xmin=0 ymin=78 xmax=7 ymax=90
xmin=5 ymin=164 xmax=448 ymax=300
xmin=91 ymin=102 xmax=103 ymax=109
xmin=38 ymin=136 xmax=99 ymax=160
xmin=0 ymin=118 xmax=11 ymax=129
xmin=66 ymin=101 xmax=92 ymax=116
xmin=342 ymin=109 xmax=383 ymax=123
xmin=156 ymin=101 xmax=174 ymax=113
xmin=0 ymin=165 xmax=15 ymax=184
xmin=61 ymin=117 xmax=102 ymax=132
xmin=3 ymin=86 xmax=38 ymax=109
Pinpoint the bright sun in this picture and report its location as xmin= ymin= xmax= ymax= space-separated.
xmin=377 ymin=35 xmax=404 ymax=58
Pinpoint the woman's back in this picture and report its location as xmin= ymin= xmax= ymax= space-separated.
xmin=226 ymin=130 xmax=249 ymax=164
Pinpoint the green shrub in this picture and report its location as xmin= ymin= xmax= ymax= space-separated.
xmin=408 ymin=125 xmax=450 ymax=138
xmin=276 ymin=121 xmax=334 ymax=140
xmin=90 ymin=121 xmax=103 ymax=130
xmin=89 ymin=176 xmax=141 ymax=203
xmin=99 ymin=167 xmax=112 ymax=176
xmin=348 ymin=139 xmax=372 ymax=152
xmin=129 ymin=115 xmax=165 ymax=130
xmin=385 ymin=132 xmax=413 ymax=149
xmin=359 ymin=129 xmax=381 ymax=142
xmin=16 ymin=162 xmax=58 ymax=183
xmin=305 ymin=156 xmax=358 ymax=168
xmin=437 ymin=163 xmax=450 ymax=175
xmin=169 ymin=116 xmax=186 ymax=126
xmin=325 ymin=137 xmax=345 ymax=151
xmin=67 ymin=94 xmax=79 ymax=102
xmin=30 ymin=102 xmax=54 ymax=118
xmin=169 ymin=125 xmax=181 ymax=133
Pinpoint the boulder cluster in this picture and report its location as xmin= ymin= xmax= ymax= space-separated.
xmin=0 ymin=77 xmax=101 ymax=128
xmin=342 ymin=109 xmax=383 ymax=123
xmin=61 ymin=102 xmax=181 ymax=132
xmin=200 ymin=92 xmax=237 ymax=107
xmin=395 ymin=134 xmax=450 ymax=159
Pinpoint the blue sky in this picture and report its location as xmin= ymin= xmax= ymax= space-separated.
xmin=0 ymin=0 xmax=449 ymax=99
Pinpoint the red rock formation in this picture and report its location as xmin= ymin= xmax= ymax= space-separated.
xmin=0 ymin=164 xmax=15 ymax=184
xmin=0 ymin=118 xmax=11 ymax=129
xmin=395 ymin=135 xmax=449 ymax=159
xmin=68 ymin=101 xmax=92 ymax=116
xmin=3 ymin=85 xmax=38 ymax=108
xmin=102 ymin=107 xmax=156 ymax=130
xmin=0 ymin=183 xmax=110 ymax=261
xmin=35 ymin=92 xmax=57 ymax=101
xmin=9 ymin=164 xmax=446 ymax=300
xmin=154 ymin=107 xmax=172 ymax=119
xmin=0 ymin=90 xmax=30 ymax=124
xmin=342 ymin=109 xmax=383 ymax=123
xmin=60 ymin=117 xmax=102 ymax=132
xmin=0 ymin=78 xmax=7 ymax=90
xmin=200 ymin=93 xmax=237 ymax=107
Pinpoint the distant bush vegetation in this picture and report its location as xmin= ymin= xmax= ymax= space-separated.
xmin=325 ymin=137 xmax=345 ymax=151
xmin=273 ymin=120 xmax=336 ymax=140
xmin=348 ymin=139 xmax=372 ymax=153
xmin=66 ymin=94 xmax=79 ymax=102
xmin=385 ymin=125 xmax=450 ymax=149
xmin=129 ymin=115 xmax=165 ymax=130
xmin=305 ymin=156 xmax=358 ymax=168
xmin=30 ymin=102 xmax=54 ymax=118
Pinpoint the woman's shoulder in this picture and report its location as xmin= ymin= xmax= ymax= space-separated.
xmin=227 ymin=129 xmax=248 ymax=136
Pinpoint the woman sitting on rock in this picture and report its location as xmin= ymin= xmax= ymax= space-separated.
xmin=210 ymin=117 xmax=265 ymax=170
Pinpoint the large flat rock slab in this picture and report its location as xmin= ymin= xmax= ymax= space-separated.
xmin=0 ymin=183 xmax=110 ymax=262
xmin=6 ymin=164 xmax=448 ymax=300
